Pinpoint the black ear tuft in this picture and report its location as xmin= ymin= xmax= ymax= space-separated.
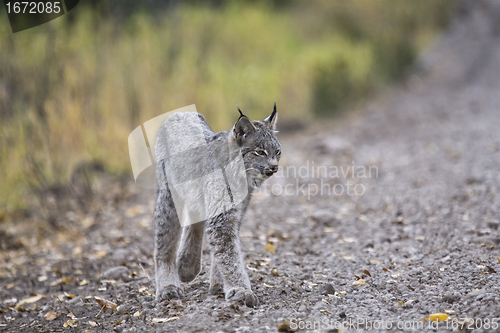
xmin=263 ymin=102 xmax=278 ymax=130
xmin=237 ymin=107 xmax=244 ymax=119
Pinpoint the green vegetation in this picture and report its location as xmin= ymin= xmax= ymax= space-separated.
xmin=0 ymin=0 xmax=454 ymax=212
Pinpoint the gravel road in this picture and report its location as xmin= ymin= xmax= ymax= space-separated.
xmin=1 ymin=1 xmax=500 ymax=332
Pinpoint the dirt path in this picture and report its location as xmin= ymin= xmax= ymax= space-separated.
xmin=1 ymin=1 xmax=500 ymax=332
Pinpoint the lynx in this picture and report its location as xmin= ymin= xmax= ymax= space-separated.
xmin=153 ymin=103 xmax=280 ymax=307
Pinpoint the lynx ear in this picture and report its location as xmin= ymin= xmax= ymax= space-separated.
xmin=263 ymin=102 xmax=278 ymax=131
xmin=233 ymin=107 xmax=256 ymax=143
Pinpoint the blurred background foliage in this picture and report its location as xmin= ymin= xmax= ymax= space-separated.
xmin=0 ymin=0 xmax=455 ymax=213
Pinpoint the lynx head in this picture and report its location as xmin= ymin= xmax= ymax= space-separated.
xmin=231 ymin=102 xmax=281 ymax=188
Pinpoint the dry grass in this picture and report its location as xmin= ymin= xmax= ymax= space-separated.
xmin=0 ymin=0 xmax=454 ymax=212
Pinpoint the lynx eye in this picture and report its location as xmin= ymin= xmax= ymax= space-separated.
xmin=254 ymin=149 xmax=267 ymax=156
xmin=275 ymin=149 xmax=281 ymax=155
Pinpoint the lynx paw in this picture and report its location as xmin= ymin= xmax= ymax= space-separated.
xmin=156 ymin=285 xmax=184 ymax=302
xmin=225 ymin=287 xmax=259 ymax=307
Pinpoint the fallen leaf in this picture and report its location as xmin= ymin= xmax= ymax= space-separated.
xmin=305 ymin=281 xmax=318 ymax=287
xmin=64 ymin=292 xmax=75 ymax=299
xmin=343 ymin=237 xmax=358 ymax=243
xmin=82 ymin=216 xmax=95 ymax=229
xmin=133 ymin=311 xmax=140 ymax=316
xmin=363 ymin=270 xmax=372 ymax=277
xmin=138 ymin=287 xmax=154 ymax=296
xmin=382 ymin=267 xmax=389 ymax=272
xmin=61 ymin=276 xmax=74 ymax=284
xmin=358 ymin=214 xmax=368 ymax=221
xmin=6 ymin=282 xmax=15 ymax=289
xmin=263 ymin=283 xmax=275 ymax=288
xmin=320 ymin=309 xmax=332 ymax=314
xmin=38 ymin=276 xmax=47 ymax=282
xmin=63 ymin=319 xmax=78 ymax=328
xmin=113 ymin=319 xmax=124 ymax=327
xmin=14 ymin=305 xmax=26 ymax=311
xmin=370 ymin=259 xmax=381 ymax=264
xmin=16 ymin=295 xmax=44 ymax=307
xmin=246 ymin=264 xmax=259 ymax=272
xmin=125 ymin=205 xmax=145 ymax=218
xmin=50 ymin=278 xmax=64 ymax=287
xmin=88 ymin=321 xmax=98 ymax=327
xmin=428 ymin=313 xmax=449 ymax=322
xmin=44 ymin=310 xmax=61 ymax=321
xmin=72 ymin=246 xmax=83 ymax=256
xmin=278 ymin=319 xmax=292 ymax=332
xmin=352 ymin=279 xmax=365 ymax=286
xmin=93 ymin=251 xmax=107 ymax=259
xmin=79 ymin=279 xmax=89 ymax=286
xmin=265 ymin=242 xmax=276 ymax=254
xmin=152 ymin=317 xmax=179 ymax=323
xmin=56 ymin=293 xmax=75 ymax=302
xmin=399 ymin=300 xmax=413 ymax=307
xmin=95 ymin=297 xmax=117 ymax=312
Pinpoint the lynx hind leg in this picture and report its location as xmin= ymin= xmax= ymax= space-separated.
xmin=177 ymin=221 xmax=204 ymax=283
xmin=154 ymin=188 xmax=184 ymax=301
xmin=209 ymin=252 xmax=223 ymax=294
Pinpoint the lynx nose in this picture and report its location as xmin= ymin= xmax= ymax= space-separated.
xmin=265 ymin=165 xmax=278 ymax=176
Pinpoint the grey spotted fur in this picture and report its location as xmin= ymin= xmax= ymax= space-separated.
xmin=153 ymin=104 xmax=280 ymax=307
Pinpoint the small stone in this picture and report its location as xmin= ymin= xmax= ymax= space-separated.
xmin=270 ymin=268 xmax=279 ymax=277
xmin=318 ymin=283 xmax=335 ymax=296
xmin=469 ymin=289 xmax=486 ymax=297
xmin=311 ymin=210 xmax=338 ymax=225
xmin=487 ymin=220 xmax=499 ymax=230
xmin=397 ymin=284 xmax=409 ymax=293
xmin=67 ymin=296 xmax=82 ymax=305
xmin=100 ymin=266 xmax=131 ymax=282
xmin=111 ymin=249 xmax=129 ymax=262
xmin=442 ymin=292 xmax=460 ymax=303
xmin=116 ymin=304 xmax=131 ymax=314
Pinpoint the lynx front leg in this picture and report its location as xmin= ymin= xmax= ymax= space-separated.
xmin=206 ymin=213 xmax=258 ymax=307
xmin=154 ymin=189 xmax=184 ymax=301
